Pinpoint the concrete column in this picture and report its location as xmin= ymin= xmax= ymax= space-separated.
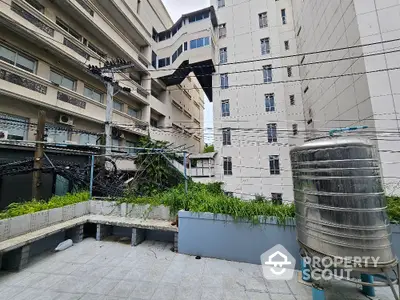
xmin=174 ymin=232 xmax=178 ymax=253
xmin=142 ymin=105 xmax=151 ymax=124
xmin=2 ymin=245 xmax=30 ymax=270
xmin=66 ymin=225 xmax=84 ymax=243
xmin=131 ymin=228 xmax=145 ymax=246
xmin=96 ymin=224 xmax=112 ymax=241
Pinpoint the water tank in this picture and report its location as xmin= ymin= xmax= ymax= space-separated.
xmin=290 ymin=136 xmax=396 ymax=266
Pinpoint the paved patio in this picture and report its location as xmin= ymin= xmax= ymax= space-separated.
xmin=0 ymin=238 xmax=395 ymax=299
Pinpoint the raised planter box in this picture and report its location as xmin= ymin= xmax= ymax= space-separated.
xmin=178 ymin=211 xmax=400 ymax=267
xmin=178 ymin=210 xmax=299 ymax=266
xmin=0 ymin=201 xmax=90 ymax=242
xmin=89 ymin=200 xmax=172 ymax=221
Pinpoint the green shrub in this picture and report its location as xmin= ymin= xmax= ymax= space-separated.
xmin=122 ymin=182 xmax=295 ymax=224
xmin=387 ymin=196 xmax=400 ymax=224
xmin=0 ymin=191 xmax=90 ymax=220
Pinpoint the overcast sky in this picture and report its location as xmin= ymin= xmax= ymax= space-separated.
xmin=162 ymin=0 xmax=213 ymax=144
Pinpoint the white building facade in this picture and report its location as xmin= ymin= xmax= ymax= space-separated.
xmin=211 ymin=0 xmax=305 ymax=201
xmin=292 ymin=0 xmax=400 ymax=194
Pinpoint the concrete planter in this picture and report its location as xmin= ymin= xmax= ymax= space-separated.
xmin=89 ymin=200 xmax=120 ymax=216
xmin=178 ymin=210 xmax=299 ymax=266
xmin=178 ymin=211 xmax=400 ymax=267
xmin=391 ymin=223 xmax=400 ymax=260
xmin=0 ymin=201 xmax=89 ymax=241
xmin=125 ymin=204 xmax=172 ymax=220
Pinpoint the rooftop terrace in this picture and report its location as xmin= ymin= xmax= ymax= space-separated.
xmin=0 ymin=238 xmax=394 ymax=300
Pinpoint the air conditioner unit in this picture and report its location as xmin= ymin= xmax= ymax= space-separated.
xmin=58 ymin=114 xmax=74 ymax=126
xmin=0 ymin=131 xmax=8 ymax=140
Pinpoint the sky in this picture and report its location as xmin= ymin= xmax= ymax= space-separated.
xmin=162 ymin=0 xmax=213 ymax=144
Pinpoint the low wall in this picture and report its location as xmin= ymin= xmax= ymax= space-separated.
xmin=89 ymin=200 xmax=173 ymax=221
xmin=178 ymin=211 xmax=400 ymax=267
xmin=178 ymin=211 xmax=300 ymax=266
xmin=0 ymin=201 xmax=89 ymax=242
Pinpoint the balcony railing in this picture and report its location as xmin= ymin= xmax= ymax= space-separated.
xmin=11 ymin=1 xmax=54 ymax=36
xmin=0 ymin=69 xmax=47 ymax=94
xmin=57 ymin=91 xmax=86 ymax=109
xmin=76 ymin=0 xmax=94 ymax=16
xmin=63 ymin=38 xmax=90 ymax=60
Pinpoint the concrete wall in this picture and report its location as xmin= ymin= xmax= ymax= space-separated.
xmin=211 ymin=0 xmax=305 ymax=201
xmin=178 ymin=210 xmax=300 ymax=266
xmin=178 ymin=210 xmax=400 ymax=267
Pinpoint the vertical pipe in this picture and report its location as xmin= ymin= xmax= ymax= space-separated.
xmin=183 ymin=151 xmax=188 ymax=194
xmin=312 ymin=286 xmax=326 ymax=300
xmin=361 ymin=274 xmax=375 ymax=297
xmin=89 ymin=155 xmax=94 ymax=199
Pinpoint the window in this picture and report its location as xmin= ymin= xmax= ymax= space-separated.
xmin=219 ymin=24 xmax=227 ymax=38
xmin=158 ymin=57 xmax=170 ymax=68
xmin=265 ymin=93 xmax=275 ymax=112
xmin=222 ymin=128 xmax=231 ymax=145
xmin=46 ymin=124 xmax=71 ymax=143
xmin=271 ymin=193 xmax=283 ymax=205
xmin=261 ymin=38 xmax=270 ymax=55
xmin=259 ymin=12 xmax=268 ymax=28
xmin=56 ymin=18 xmax=82 ymax=41
xmin=267 ymin=123 xmax=277 ymax=142
xmin=300 ymin=55 xmax=305 ymax=64
xmin=287 ymin=67 xmax=292 ymax=77
xmin=297 ymin=26 xmax=302 ymax=36
xmin=26 ymin=0 xmax=44 ymax=13
xmin=88 ymin=42 xmax=105 ymax=58
xmin=113 ymin=100 xmax=123 ymax=111
xmin=84 ymin=86 xmax=102 ymax=103
xmin=150 ymin=118 xmax=158 ymax=127
xmin=126 ymin=141 xmax=136 ymax=154
xmin=221 ymin=100 xmax=230 ymax=117
xmin=0 ymin=113 xmax=28 ymax=140
xmin=184 ymin=42 xmax=188 ymax=51
xmin=0 ymin=44 xmax=37 ymax=73
xmin=304 ymin=86 xmax=309 ymax=94
xmin=50 ymin=70 xmax=75 ymax=90
xmin=290 ymin=95 xmax=295 ymax=105
xmin=269 ymin=155 xmax=280 ymax=175
xmin=223 ymin=157 xmax=232 ymax=175
xmin=263 ymin=65 xmax=272 ymax=83
xmin=188 ymin=11 xmax=209 ymax=23
xmin=220 ymin=73 xmax=229 ymax=89
xmin=292 ymin=124 xmax=298 ymax=136
xmin=219 ymin=47 xmax=227 ymax=63
xmin=79 ymin=133 xmax=97 ymax=145
xmin=190 ymin=37 xmax=210 ymax=49
xmin=284 ymin=40 xmax=289 ymax=50
xmin=152 ymin=51 xmax=157 ymax=69
xmin=128 ymin=107 xmax=141 ymax=119
xmin=218 ymin=0 xmax=225 ymax=8
xmin=281 ymin=9 xmax=287 ymax=24
xmin=172 ymin=45 xmax=183 ymax=63
xmin=112 ymin=138 xmax=122 ymax=151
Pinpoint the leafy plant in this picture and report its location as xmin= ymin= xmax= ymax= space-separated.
xmin=203 ymin=144 xmax=215 ymax=153
xmin=0 ymin=191 xmax=90 ymax=220
xmin=387 ymin=196 xmax=400 ymax=224
xmin=129 ymin=137 xmax=184 ymax=196
xmin=122 ymin=182 xmax=295 ymax=224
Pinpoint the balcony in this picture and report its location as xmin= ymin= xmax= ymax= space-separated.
xmin=151 ymin=7 xmax=217 ymax=102
xmin=0 ymin=61 xmax=148 ymax=136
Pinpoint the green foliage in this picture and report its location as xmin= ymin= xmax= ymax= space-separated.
xmin=387 ymin=196 xmax=400 ymax=224
xmin=0 ymin=191 xmax=90 ymax=220
xmin=122 ymin=182 xmax=295 ymax=224
xmin=130 ymin=137 xmax=184 ymax=196
xmin=203 ymin=144 xmax=215 ymax=153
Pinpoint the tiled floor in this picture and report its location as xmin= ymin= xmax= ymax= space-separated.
xmin=0 ymin=238 xmax=396 ymax=299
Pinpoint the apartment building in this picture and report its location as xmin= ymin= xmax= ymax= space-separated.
xmin=292 ymin=0 xmax=400 ymax=194
xmin=0 ymin=0 xmax=213 ymax=154
xmin=211 ymin=0 xmax=305 ymax=201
